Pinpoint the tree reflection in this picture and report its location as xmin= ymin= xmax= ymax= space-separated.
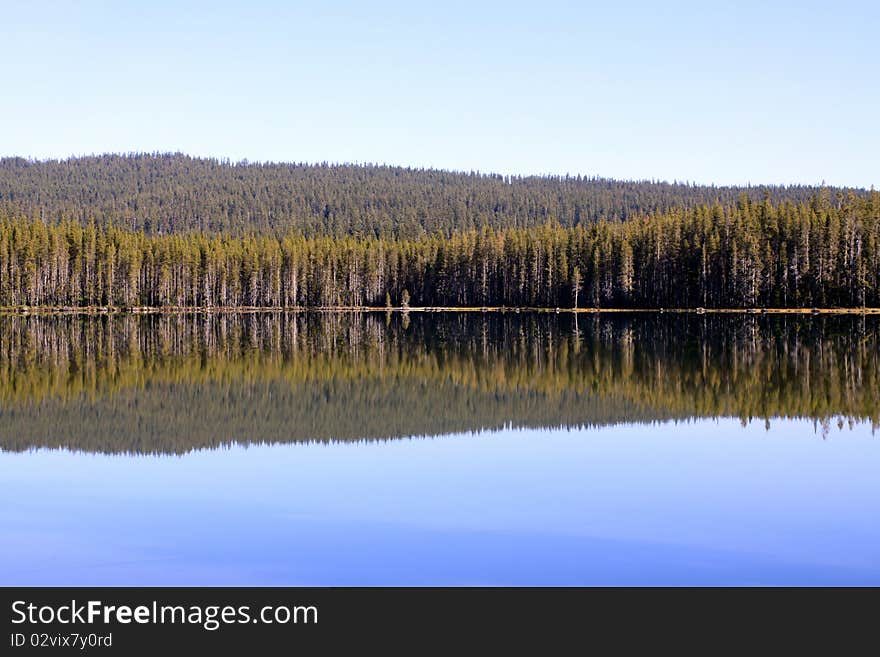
xmin=0 ymin=312 xmax=877 ymax=454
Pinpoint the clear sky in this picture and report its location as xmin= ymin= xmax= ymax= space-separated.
xmin=2 ymin=1 xmax=877 ymax=187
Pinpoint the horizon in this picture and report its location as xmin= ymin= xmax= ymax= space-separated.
xmin=0 ymin=151 xmax=872 ymax=191
xmin=2 ymin=1 xmax=877 ymax=189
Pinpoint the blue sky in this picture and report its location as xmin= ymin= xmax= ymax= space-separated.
xmin=1 ymin=1 xmax=877 ymax=186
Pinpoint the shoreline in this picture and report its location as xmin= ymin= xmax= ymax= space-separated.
xmin=2 ymin=306 xmax=880 ymax=316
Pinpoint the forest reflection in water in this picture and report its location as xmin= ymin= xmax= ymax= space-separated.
xmin=0 ymin=311 xmax=878 ymax=454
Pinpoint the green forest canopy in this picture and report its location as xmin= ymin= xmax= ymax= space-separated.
xmin=0 ymin=153 xmax=866 ymax=238
xmin=1 ymin=192 xmax=878 ymax=308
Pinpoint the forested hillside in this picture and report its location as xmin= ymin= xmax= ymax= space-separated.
xmin=0 ymin=153 xmax=858 ymax=237
xmin=1 ymin=193 xmax=877 ymax=309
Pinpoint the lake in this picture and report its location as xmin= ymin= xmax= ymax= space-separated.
xmin=1 ymin=312 xmax=878 ymax=585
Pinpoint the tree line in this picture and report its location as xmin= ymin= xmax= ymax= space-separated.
xmin=1 ymin=192 xmax=877 ymax=309
xmin=0 ymin=153 xmax=860 ymax=238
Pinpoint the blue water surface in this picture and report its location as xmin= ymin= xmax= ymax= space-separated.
xmin=2 ymin=418 xmax=878 ymax=586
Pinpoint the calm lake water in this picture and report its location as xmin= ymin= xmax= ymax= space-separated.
xmin=1 ymin=312 xmax=878 ymax=585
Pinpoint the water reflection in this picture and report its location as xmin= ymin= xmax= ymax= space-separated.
xmin=0 ymin=312 xmax=878 ymax=454
xmin=2 ymin=312 xmax=879 ymax=585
